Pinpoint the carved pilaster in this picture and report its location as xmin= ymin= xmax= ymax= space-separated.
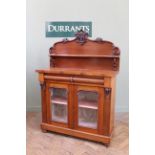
xmin=49 ymin=47 xmax=55 ymax=67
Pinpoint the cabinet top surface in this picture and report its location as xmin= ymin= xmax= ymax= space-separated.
xmin=36 ymin=67 xmax=118 ymax=77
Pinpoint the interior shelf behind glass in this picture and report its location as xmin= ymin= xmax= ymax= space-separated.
xmin=51 ymin=96 xmax=67 ymax=105
xmin=78 ymin=100 xmax=98 ymax=110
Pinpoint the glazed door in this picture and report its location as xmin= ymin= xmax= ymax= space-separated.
xmin=46 ymin=83 xmax=70 ymax=127
xmin=74 ymin=86 xmax=103 ymax=133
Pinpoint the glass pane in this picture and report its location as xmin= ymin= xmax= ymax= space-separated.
xmin=78 ymin=91 xmax=98 ymax=129
xmin=50 ymin=88 xmax=68 ymax=123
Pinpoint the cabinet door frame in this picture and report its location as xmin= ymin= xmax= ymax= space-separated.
xmin=73 ymin=85 xmax=104 ymax=134
xmin=46 ymin=82 xmax=71 ymax=128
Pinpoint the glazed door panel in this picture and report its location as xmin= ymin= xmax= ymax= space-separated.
xmin=50 ymin=87 xmax=68 ymax=123
xmin=46 ymin=83 xmax=69 ymax=127
xmin=46 ymin=82 xmax=105 ymax=133
xmin=78 ymin=90 xmax=98 ymax=129
xmin=74 ymin=86 xmax=101 ymax=133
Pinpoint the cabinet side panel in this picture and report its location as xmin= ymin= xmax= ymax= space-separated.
xmin=40 ymin=84 xmax=47 ymax=123
xmin=110 ymin=77 xmax=116 ymax=134
xmin=38 ymin=73 xmax=47 ymax=123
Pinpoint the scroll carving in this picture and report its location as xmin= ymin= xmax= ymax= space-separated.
xmin=62 ymin=38 xmax=68 ymax=43
xmin=113 ymin=47 xmax=120 ymax=55
xmin=75 ymin=29 xmax=88 ymax=45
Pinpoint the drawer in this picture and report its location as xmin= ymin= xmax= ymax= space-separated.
xmin=44 ymin=75 xmax=104 ymax=85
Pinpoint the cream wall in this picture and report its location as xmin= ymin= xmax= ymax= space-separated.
xmin=26 ymin=0 xmax=129 ymax=112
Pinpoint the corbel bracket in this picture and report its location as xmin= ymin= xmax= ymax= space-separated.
xmin=40 ymin=82 xmax=46 ymax=91
xmin=104 ymin=88 xmax=111 ymax=96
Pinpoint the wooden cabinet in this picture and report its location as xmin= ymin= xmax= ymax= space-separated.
xmin=36 ymin=30 xmax=120 ymax=145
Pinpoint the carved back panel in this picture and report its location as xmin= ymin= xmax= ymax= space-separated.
xmin=49 ymin=30 xmax=120 ymax=71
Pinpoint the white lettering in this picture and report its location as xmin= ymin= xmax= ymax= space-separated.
xmin=59 ymin=26 xmax=65 ymax=32
xmin=74 ymin=26 xmax=81 ymax=32
xmin=65 ymin=26 xmax=71 ymax=32
xmin=47 ymin=24 xmax=91 ymax=34
xmin=70 ymin=26 xmax=75 ymax=32
xmin=48 ymin=25 xmax=54 ymax=32
xmin=84 ymin=26 xmax=90 ymax=33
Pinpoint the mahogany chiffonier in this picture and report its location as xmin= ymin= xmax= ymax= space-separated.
xmin=36 ymin=30 xmax=120 ymax=145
